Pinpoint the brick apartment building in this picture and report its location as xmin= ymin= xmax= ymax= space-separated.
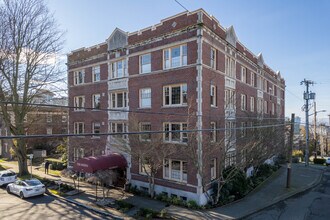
xmin=67 ymin=9 xmax=285 ymax=205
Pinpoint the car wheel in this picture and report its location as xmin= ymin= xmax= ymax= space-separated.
xmin=19 ymin=191 xmax=25 ymax=199
xmin=6 ymin=186 xmax=10 ymax=194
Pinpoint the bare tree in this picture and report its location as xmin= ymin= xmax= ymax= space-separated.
xmin=0 ymin=0 xmax=64 ymax=175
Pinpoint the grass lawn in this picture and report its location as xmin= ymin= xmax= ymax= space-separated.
xmin=0 ymin=164 xmax=11 ymax=171
xmin=0 ymin=158 xmax=9 ymax=163
xmin=48 ymin=189 xmax=66 ymax=197
xmin=18 ymin=173 xmax=42 ymax=180
xmin=39 ymin=168 xmax=61 ymax=177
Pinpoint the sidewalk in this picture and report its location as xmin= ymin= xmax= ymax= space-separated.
xmin=1 ymin=161 xmax=325 ymax=220
xmin=165 ymin=163 xmax=325 ymax=219
xmin=0 ymin=160 xmax=166 ymax=219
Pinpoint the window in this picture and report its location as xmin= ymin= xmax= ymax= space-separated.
xmin=225 ymin=56 xmax=236 ymax=78
xmin=110 ymin=92 xmax=127 ymax=108
xmin=92 ymin=122 xmax=101 ymax=136
xmin=264 ymin=100 xmax=268 ymax=114
xmin=241 ymin=94 xmax=247 ymax=111
xmin=241 ymin=66 xmax=247 ymax=83
xmin=257 ymin=98 xmax=263 ymax=114
xmin=74 ymin=96 xmax=85 ymax=111
xmin=74 ymin=70 xmax=85 ymax=85
xmin=46 ymin=114 xmax=52 ymax=123
xmin=140 ymin=122 xmax=151 ymax=141
xmin=140 ymin=54 xmax=151 ymax=74
xmin=211 ymin=159 xmax=216 ymax=180
xmin=110 ymin=59 xmax=127 ymax=79
xmin=92 ymin=66 xmax=100 ymax=82
xmin=163 ymin=84 xmax=187 ymax=106
xmin=257 ymin=76 xmax=263 ymax=90
xmin=225 ymin=121 xmax=235 ymax=145
xmin=163 ymin=45 xmax=187 ymax=69
xmin=251 ymin=72 xmax=255 ymax=87
xmin=210 ymin=85 xmax=217 ymax=107
xmin=241 ymin=122 xmax=247 ymax=137
xmin=110 ymin=122 xmax=127 ymax=139
xmin=139 ymin=157 xmax=151 ymax=175
xmin=92 ymin=94 xmax=101 ymax=109
xmin=164 ymin=159 xmax=187 ymax=182
xmin=74 ymin=147 xmax=85 ymax=161
xmin=140 ymin=88 xmax=151 ymax=108
xmin=74 ymin=122 xmax=85 ymax=134
xmin=263 ymin=79 xmax=267 ymax=92
xmin=210 ymin=122 xmax=216 ymax=142
xmin=210 ymin=48 xmax=216 ymax=69
xmin=225 ymin=151 xmax=236 ymax=167
xmin=62 ymin=115 xmax=67 ymax=123
xmin=250 ymin=96 xmax=255 ymax=112
xmin=46 ymin=128 xmax=52 ymax=135
xmin=164 ymin=122 xmax=187 ymax=143
xmin=271 ymin=102 xmax=275 ymax=115
xmin=225 ymin=89 xmax=235 ymax=109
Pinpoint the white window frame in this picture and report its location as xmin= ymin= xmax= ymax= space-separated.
xmin=225 ymin=151 xmax=236 ymax=168
xmin=251 ymin=72 xmax=255 ymax=87
xmin=210 ymin=122 xmax=216 ymax=142
xmin=110 ymin=59 xmax=127 ymax=79
xmin=210 ymin=48 xmax=216 ymax=69
xmin=74 ymin=70 xmax=85 ymax=85
xmin=92 ymin=66 xmax=100 ymax=82
xmin=241 ymin=122 xmax=247 ymax=137
xmin=250 ymin=96 xmax=255 ymax=112
xmin=272 ymin=102 xmax=275 ymax=115
xmin=241 ymin=94 xmax=247 ymax=111
xmin=139 ymin=122 xmax=151 ymax=141
xmin=74 ymin=96 xmax=85 ymax=111
xmin=210 ymin=85 xmax=217 ymax=107
xmin=211 ymin=158 xmax=216 ymax=180
xmin=92 ymin=94 xmax=101 ymax=110
xmin=140 ymin=53 xmax=151 ymax=74
xmin=241 ymin=66 xmax=247 ymax=83
xmin=62 ymin=115 xmax=67 ymax=123
xmin=139 ymin=88 xmax=151 ymax=108
xmin=163 ymin=159 xmax=187 ymax=183
xmin=257 ymin=98 xmax=263 ymax=114
xmin=163 ymin=44 xmax=187 ymax=69
xmin=46 ymin=128 xmax=52 ymax=135
xmin=264 ymin=100 xmax=268 ymax=114
xmin=139 ymin=157 xmax=152 ymax=175
xmin=225 ymin=89 xmax=236 ymax=110
xmin=163 ymin=84 xmax=187 ymax=106
xmin=92 ymin=122 xmax=101 ymax=137
xmin=110 ymin=91 xmax=128 ymax=109
xmin=225 ymin=56 xmax=236 ymax=78
xmin=110 ymin=122 xmax=127 ymax=140
xmin=46 ymin=114 xmax=52 ymax=123
xmin=74 ymin=122 xmax=85 ymax=135
xmin=163 ymin=122 xmax=187 ymax=143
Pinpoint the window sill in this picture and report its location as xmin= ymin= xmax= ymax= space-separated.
xmin=162 ymin=105 xmax=187 ymax=108
xmin=138 ymin=107 xmax=151 ymax=110
xmin=163 ymin=141 xmax=188 ymax=145
xmin=211 ymin=105 xmax=218 ymax=108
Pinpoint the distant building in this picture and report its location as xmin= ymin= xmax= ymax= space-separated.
xmin=67 ymin=9 xmax=285 ymax=205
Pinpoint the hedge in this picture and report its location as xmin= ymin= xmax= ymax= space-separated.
xmin=313 ymin=158 xmax=326 ymax=165
xmin=45 ymin=158 xmax=66 ymax=170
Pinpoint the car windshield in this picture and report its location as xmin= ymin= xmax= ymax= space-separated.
xmin=25 ymin=180 xmax=41 ymax=186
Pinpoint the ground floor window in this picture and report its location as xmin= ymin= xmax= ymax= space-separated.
xmin=164 ymin=159 xmax=187 ymax=183
xmin=225 ymin=151 xmax=236 ymax=168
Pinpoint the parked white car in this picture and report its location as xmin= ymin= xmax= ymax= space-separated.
xmin=0 ymin=170 xmax=17 ymax=186
xmin=6 ymin=179 xmax=45 ymax=199
xmin=326 ymin=158 xmax=330 ymax=166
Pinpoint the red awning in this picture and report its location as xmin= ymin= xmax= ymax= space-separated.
xmin=73 ymin=153 xmax=127 ymax=173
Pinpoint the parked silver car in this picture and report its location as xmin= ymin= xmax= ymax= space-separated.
xmin=0 ymin=170 xmax=17 ymax=186
xmin=326 ymin=158 xmax=330 ymax=166
xmin=6 ymin=179 xmax=45 ymax=199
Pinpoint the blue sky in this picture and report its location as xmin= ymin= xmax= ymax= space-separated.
xmin=47 ymin=0 xmax=330 ymax=122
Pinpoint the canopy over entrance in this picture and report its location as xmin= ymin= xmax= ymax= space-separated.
xmin=73 ymin=153 xmax=127 ymax=173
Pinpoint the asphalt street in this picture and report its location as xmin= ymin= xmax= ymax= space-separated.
xmin=245 ymin=166 xmax=330 ymax=220
xmin=0 ymin=186 xmax=112 ymax=220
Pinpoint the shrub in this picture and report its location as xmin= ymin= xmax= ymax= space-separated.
xmin=292 ymin=150 xmax=304 ymax=157
xmin=136 ymin=208 xmax=159 ymax=219
xmin=115 ymin=200 xmax=134 ymax=212
xmin=45 ymin=158 xmax=66 ymax=170
xmin=313 ymin=158 xmax=326 ymax=164
xmin=187 ymin=200 xmax=199 ymax=209
xmin=170 ymin=196 xmax=185 ymax=206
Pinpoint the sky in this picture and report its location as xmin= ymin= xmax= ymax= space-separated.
xmin=47 ymin=0 xmax=330 ymax=122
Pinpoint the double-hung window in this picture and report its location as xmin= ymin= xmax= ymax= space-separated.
xmin=74 ymin=122 xmax=85 ymax=134
xmin=111 ymin=59 xmax=127 ymax=79
xmin=163 ymin=84 xmax=187 ymax=106
xmin=92 ymin=66 xmax=100 ymax=82
xmin=74 ymin=96 xmax=85 ymax=111
xmin=140 ymin=54 xmax=151 ymax=74
xmin=140 ymin=88 xmax=151 ymax=108
xmin=250 ymin=72 xmax=255 ymax=87
xmin=139 ymin=122 xmax=151 ymax=141
xmin=250 ymin=96 xmax=255 ymax=112
xmin=241 ymin=122 xmax=247 ymax=137
xmin=210 ymin=85 xmax=217 ymax=107
xmin=139 ymin=157 xmax=151 ymax=175
xmin=210 ymin=48 xmax=216 ymax=69
xmin=110 ymin=92 xmax=127 ymax=108
xmin=163 ymin=45 xmax=187 ymax=69
xmin=110 ymin=122 xmax=127 ymax=139
xmin=164 ymin=122 xmax=187 ymax=143
xmin=264 ymin=100 xmax=268 ymax=114
xmin=211 ymin=159 xmax=216 ymax=180
xmin=225 ymin=56 xmax=236 ymax=78
xmin=225 ymin=89 xmax=235 ymax=110
xmin=241 ymin=66 xmax=247 ymax=83
xmin=46 ymin=114 xmax=52 ymax=123
xmin=92 ymin=94 xmax=101 ymax=109
xmin=241 ymin=94 xmax=247 ymax=111
xmin=210 ymin=122 xmax=216 ymax=142
xmin=92 ymin=122 xmax=101 ymax=137
xmin=164 ymin=159 xmax=187 ymax=183
xmin=74 ymin=70 xmax=85 ymax=85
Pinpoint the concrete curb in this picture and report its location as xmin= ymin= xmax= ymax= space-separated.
xmin=46 ymin=191 xmax=124 ymax=220
xmin=238 ymin=167 xmax=325 ymax=219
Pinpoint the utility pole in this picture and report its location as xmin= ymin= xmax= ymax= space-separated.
xmin=314 ymin=102 xmax=317 ymax=159
xmin=301 ymin=79 xmax=315 ymax=166
xmin=287 ymin=113 xmax=295 ymax=188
